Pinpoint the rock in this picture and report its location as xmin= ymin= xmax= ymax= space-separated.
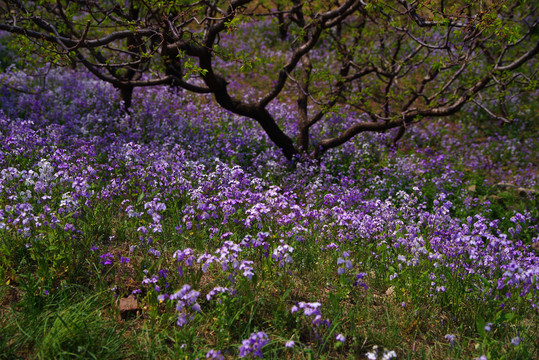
xmin=117 ymin=295 xmax=139 ymax=320
xmin=495 ymin=182 xmax=537 ymax=196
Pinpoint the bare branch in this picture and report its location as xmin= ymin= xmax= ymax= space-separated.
xmin=471 ymin=99 xmax=511 ymax=123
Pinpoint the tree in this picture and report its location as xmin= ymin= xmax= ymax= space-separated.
xmin=1 ymin=1 xmax=537 ymax=160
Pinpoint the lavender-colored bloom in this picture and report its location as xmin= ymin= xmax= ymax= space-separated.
xmin=206 ymin=286 xmax=230 ymax=301
xmin=299 ymin=302 xmax=321 ymax=316
xmin=382 ymin=350 xmax=397 ymax=360
xmin=2 ymin=49 xmax=539 ymax=357
xmin=354 ymin=272 xmax=369 ymax=289
xmin=206 ymin=349 xmax=224 ymax=360
xmin=148 ymin=248 xmax=161 ymax=257
xmin=444 ymin=334 xmax=456 ymax=347
xmin=99 ymin=253 xmax=114 ymax=265
xmin=290 ymin=302 xmax=329 ymax=327
xmin=64 ymin=223 xmax=76 ymax=232
xmin=173 ymin=248 xmax=195 ymax=266
xmin=484 ymin=322 xmax=493 ymax=332
xmin=510 ymin=336 xmax=521 ymax=346
xmin=221 ymin=231 xmax=233 ymax=239
xmin=335 ymin=333 xmax=345 ymax=343
xmin=176 ymin=313 xmax=189 ymax=327
xmin=285 ymin=340 xmax=295 ymax=348
xmin=272 ymin=242 xmax=294 ymax=267
xmin=169 ymin=284 xmax=201 ymax=327
xmin=137 ymin=226 xmax=148 ymax=234
xmin=185 ymin=290 xmax=201 ymax=305
xmin=142 ymin=275 xmax=159 ymax=285
xmin=366 ymin=351 xmax=377 ymax=360
xmin=239 ymin=260 xmax=255 ymax=279
xmin=337 ymin=254 xmax=353 ymax=275
xmin=239 ymin=331 xmax=269 ymax=358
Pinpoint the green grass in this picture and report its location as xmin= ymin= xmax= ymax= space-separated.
xmin=1 ymin=285 xmax=129 ymax=359
xmin=1 ymin=91 xmax=538 ymax=359
xmin=1 ymin=160 xmax=537 ymax=359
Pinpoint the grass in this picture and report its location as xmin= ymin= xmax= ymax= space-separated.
xmin=1 ymin=143 xmax=537 ymax=359
xmin=1 ymin=285 xmax=128 ymax=359
xmin=0 ymin=53 xmax=538 ymax=359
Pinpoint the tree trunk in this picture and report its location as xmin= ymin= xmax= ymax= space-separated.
xmin=277 ymin=12 xmax=288 ymax=40
xmin=118 ymin=86 xmax=134 ymax=111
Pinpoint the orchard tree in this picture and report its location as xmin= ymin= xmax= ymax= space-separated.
xmin=0 ymin=0 xmax=537 ymax=160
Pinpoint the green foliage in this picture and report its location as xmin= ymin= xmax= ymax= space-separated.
xmin=1 ymin=287 xmax=129 ymax=359
xmin=0 ymin=2 xmax=538 ymax=358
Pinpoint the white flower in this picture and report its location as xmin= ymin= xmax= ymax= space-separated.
xmin=366 ymin=351 xmax=377 ymax=360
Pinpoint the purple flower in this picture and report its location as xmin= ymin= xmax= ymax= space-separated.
xmin=290 ymin=302 xmax=329 ymax=327
xmin=206 ymin=286 xmax=230 ymax=301
xmin=64 ymin=223 xmax=76 ymax=232
xmin=206 ymin=349 xmax=224 ymax=360
xmin=148 ymin=248 xmax=161 ymax=257
xmin=444 ymin=334 xmax=456 ymax=347
xmin=169 ymin=284 xmax=201 ymax=327
xmin=239 ymin=260 xmax=255 ymax=279
xmin=335 ymin=333 xmax=345 ymax=343
xmin=301 ymin=302 xmax=320 ymax=316
xmin=272 ymin=242 xmax=294 ymax=267
xmin=137 ymin=226 xmax=148 ymax=234
xmin=173 ymin=248 xmax=195 ymax=266
xmin=285 ymin=340 xmax=295 ymax=348
xmin=99 ymin=253 xmax=114 ymax=265
xmin=176 ymin=313 xmax=189 ymax=327
xmin=220 ymin=231 xmax=233 ymax=239
xmin=142 ymin=275 xmax=158 ymax=285
xmin=511 ymin=336 xmax=521 ymax=346
xmin=239 ymin=331 xmax=269 ymax=358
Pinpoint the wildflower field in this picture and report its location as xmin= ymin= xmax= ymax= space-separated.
xmin=1 ymin=23 xmax=538 ymax=360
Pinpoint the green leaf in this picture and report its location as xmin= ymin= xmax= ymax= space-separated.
xmin=476 ymin=316 xmax=486 ymax=338
xmin=137 ymin=192 xmax=145 ymax=204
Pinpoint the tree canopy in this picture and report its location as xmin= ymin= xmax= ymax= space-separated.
xmin=1 ymin=0 xmax=537 ymax=160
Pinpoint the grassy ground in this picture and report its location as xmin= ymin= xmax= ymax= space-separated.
xmin=0 ymin=23 xmax=538 ymax=360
